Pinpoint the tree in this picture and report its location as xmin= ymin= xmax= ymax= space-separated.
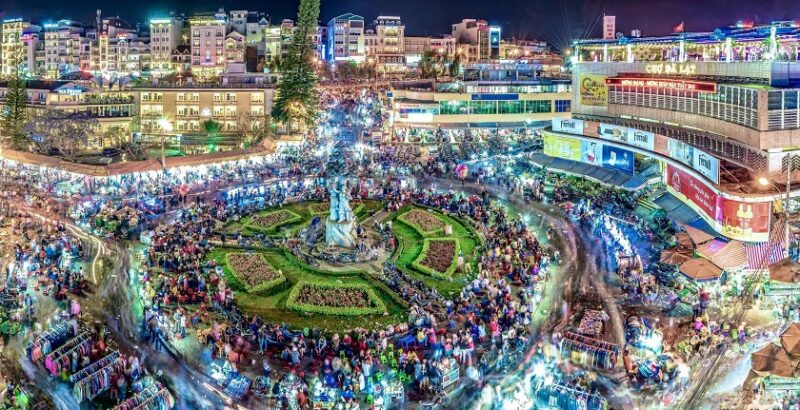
xmin=203 ymin=119 xmax=222 ymax=152
xmin=101 ymin=126 xmax=129 ymax=149
xmin=1 ymin=51 xmax=27 ymax=148
xmin=448 ymin=52 xmax=462 ymax=78
xmin=235 ymin=112 xmax=273 ymax=147
xmin=419 ymin=51 xmax=439 ymax=79
xmin=271 ymin=0 xmax=321 ymax=130
xmin=25 ymin=110 xmax=99 ymax=162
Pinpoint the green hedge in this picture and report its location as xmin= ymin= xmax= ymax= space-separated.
xmin=397 ymin=209 xmax=446 ymax=237
xmin=246 ymin=209 xmax=302 ymax=232
xmin=411 ymin=238 xmax=460 ymax=279
xmin=286 ymin=281 xmax=387 ymax=316
xmin=309 ymin=202 xmax=365 ymax=217
xmin=225 ymin=252 xmax=287 ymax=294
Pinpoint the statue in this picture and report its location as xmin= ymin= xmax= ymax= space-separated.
xmin=324 ymin=141 xmax=357 ymax=248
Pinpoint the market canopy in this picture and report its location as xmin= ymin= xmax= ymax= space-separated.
xmin=679 ymin=258 xmax=723 ymax=281
xmin=659 ymin=247 xmax=692 ymax=266
xmin=679 ymin=224 xmax=716 ymax=246
xmin=782 ymin=323 xmax=800 ymax=355
xmin=751 ymin=343 xmax=799 ymax=378
xmin=675 ymin=233 xmax=695 ymax=250
xmin=769 ymin=258 xmax=800 ymax=284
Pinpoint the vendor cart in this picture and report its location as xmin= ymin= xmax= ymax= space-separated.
xmin=432 ymin=358 xmax=460 ymax=389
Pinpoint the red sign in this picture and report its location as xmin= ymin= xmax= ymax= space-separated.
xmin=665 ymin=165 xmax=718 ymax=218
xmin=717 ymin=198 xmax=771 ymax=241
xmin=606 ymin=77 xmax=717 ymax=93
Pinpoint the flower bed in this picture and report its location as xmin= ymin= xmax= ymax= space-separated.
xmin=398 ymin=209 xmax=446 ymax=237
xmin=308 ymin=202 xmax=365 ymax=216
xmin=286 ymin=281 xmax=386 ymax=316
xmin=225 ymin=253 xmax=286 ymax=293
xmin=412 ymin=238 xmax=460 ymax=279
xmin=248 ymin=209 xmax=301 ymax=231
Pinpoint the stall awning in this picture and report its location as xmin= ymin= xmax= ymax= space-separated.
xmin=751 ymin=343 xmax=798 ymax=378
xmin=746 ymin=242 xmax=785 ymax=270
xmin=679 ymin=258 xmax=723 ymax=281
xmin=679 ymin=223 xmax=716 ymax=246
xmin=769 ymin=258 xmax=800 ymax=284
xmin=708 ymin=240 xmax=747 ymax=270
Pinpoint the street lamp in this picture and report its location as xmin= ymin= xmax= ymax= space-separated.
xmin=157 ymin=118 xmax=173 ymax=195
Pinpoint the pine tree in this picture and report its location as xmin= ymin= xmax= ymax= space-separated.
xmin=271 ymin=0 xmax=321 ymax=130
xmin=1 ymin=51 xmax=27 ymax=148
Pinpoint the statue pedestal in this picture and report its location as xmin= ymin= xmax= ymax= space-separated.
xmin=325 ymin=219 xmax=356 ymax=248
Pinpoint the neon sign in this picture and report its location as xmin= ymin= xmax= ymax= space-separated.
xmin=606 ymin=77 xmax=716 ymax=92
xmin=644 ymin=63 xmax=697 ymax=75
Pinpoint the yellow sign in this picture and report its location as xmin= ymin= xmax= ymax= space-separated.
xmin=579 ymin=74 xmax=608 ymax=107
xmin=543 ymin=132 xmax=581 ymax=161
xmin=645 ymin=63 xmax=697 ymax=75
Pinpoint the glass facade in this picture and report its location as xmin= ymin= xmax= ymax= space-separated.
xmin=436 ymin=100 xmax=553 ymax=115
xmin=464 ymin=84 xmax=571 ymax=94
xmin=608 ymin=84 xmax=759 ymax=129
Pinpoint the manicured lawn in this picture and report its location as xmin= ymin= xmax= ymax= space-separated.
xmin=224 ymin=200 xmax=382 ymax=237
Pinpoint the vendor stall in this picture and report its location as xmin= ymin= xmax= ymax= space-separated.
xmin=560 ymin=331 xmax=620 ymax=370
xmin=432 ymin=357 xmax=460 ymax=389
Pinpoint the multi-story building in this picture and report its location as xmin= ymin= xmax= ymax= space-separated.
xmin=1 ymin=18 xmax=30 ymax=76
xmin=20 ymin=28 xmax=42 ymax=75
xmin=365 ymin=16 xmax=405 ymax=77
xmin=544 ymin=21 xmax=800 ymax=243
xmin=451 ymin=18 xmax=492 ymax=62
xmin=150 ymin=16 xmax=183 ymax=75
xmin=404 ymin=35 xmax=456 ymax=66
xmin=189 ymin=16 xmax=227 ymax=79
xmin=0 ymin=80 xmax=135 ymax=147
xmin=171 ymin=45 xmax=191 ymax=72
xmin=134 ymin=83 xmax=275 ymax=149
xmin=390 ymin=62 xmax=571 ymax=134
xmin=42 ymin=20 xmax=84 ymax=78
xmin=326 ymin=13 xmax=365 ymax=64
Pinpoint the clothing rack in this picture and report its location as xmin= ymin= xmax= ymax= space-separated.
xmin=27 ymin=321 xmax=74 ymax=360
xmin=72 ymin=358 xmax=120 ymax=403
xmin=113 ymin=384 xmax=161 ymax=410
xmin=69 ymin=351 xmax=120 ymax=383
xmin=44 ymin=333 xmax=92 ymax=377
xmin=126 ymin=385 xmax=173 ymax=410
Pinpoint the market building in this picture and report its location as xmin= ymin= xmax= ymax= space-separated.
xmin=542 ymin=22 xmax=800 ymax=244
xmin=389 ymin=62 xmax=571 ymax=143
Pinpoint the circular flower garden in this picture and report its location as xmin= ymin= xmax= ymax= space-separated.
xmin=207 ymin=200 xmax=480 ymax=331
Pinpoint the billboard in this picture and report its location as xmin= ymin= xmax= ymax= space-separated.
xmin=665 ymin=165 xmax=718 ymax=219
xmin=551 ymin=118 xmax=584 ymax=135
xmin=717 ymin=198 xmax=771 ymax=242
xmin=580 ymin=140 xmax=602 ymax=165
xmin=668 ymin=139 xmax=719 ymax=184
xmin=543 ymin=133 xmax=581 ymax=161
xmin=597 ymin=123 xmax=655 ymax=151
xmin=601 ymin=145 xmax=635 ymax=175
xmin=579 ymin=74 xmax=608 ymax=107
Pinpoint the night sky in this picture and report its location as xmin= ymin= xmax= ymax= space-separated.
xmin=3 ymin=0 xmax=800 ymax=50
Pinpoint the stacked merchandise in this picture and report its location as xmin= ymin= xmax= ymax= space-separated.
xmin=44 ymin=332 xmax=92 ymax=376
xmin=224 ymin=376 xmax=251 ymax=399
xmin=576 ymin=310 xmax=605 ymax=337
xmin=560 ymin=331 xmax=620 ymax=370
xmin=113 ymin=382 xmax=175 ymax=410
xmin=26 ymin=321 xmax=74 ymax=361
xmin=535 ymin=383 xmax=608 ymax=410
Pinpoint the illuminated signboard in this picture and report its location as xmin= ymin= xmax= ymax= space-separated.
xmin=644 ymin=63 xmax=697 ymax=75
xmin=606 ymin=77 xmax=717 ymax=93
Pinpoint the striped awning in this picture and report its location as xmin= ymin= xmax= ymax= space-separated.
xmin=746 ymin=242 xmax=785 ymax=270
xmin=709 ymin=240 xmax=748 ymax=270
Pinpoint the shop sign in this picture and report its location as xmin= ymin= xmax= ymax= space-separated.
xmin=551 ymin=118 xmax=584 ymax=135
xmin=644 ymin=63 xmax=697 ymax=75
xmin=471 ymin=93 xmax=519 ymax=101
xmin=597 ymin=123 xmax=655 ymax=151
xmin=543 ymin=132 xmax=581 ymax=161
xmin=579 ymin=74 xmax=608 ymax=107
xmin=601 ymin=145 xmax=635 ymax=175
xmin=717 ymin=198 xmax=771 ymax=242
xmin=606 ymin=77 xmax=716 ymax=93
xmin=668 ymin=139 xmax=719 ymax=184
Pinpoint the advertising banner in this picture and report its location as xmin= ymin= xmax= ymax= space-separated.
xmin=665 ymin=165 xmax=718 ymax=219
xmin=716 ymin=199 xmax=771 ymax=242
xmin=598 ymin=123 xmax=656 ymax=151
xmin=579 ymin=74 xmax=608 ymax=107
xmin=580 ymin=140 xmax=602 ymax=166
xmin=601 ymin=145 xmax=635 ymax=175
xmin=551 ymin=118 xmax=584 ymax=135
xmin=543 ymin=133 xmax=581 ymax=161
xmin=668 ymin=139 xmax=719 ymax=183
xmin=693 ymin=150 xmax=720 ymax=184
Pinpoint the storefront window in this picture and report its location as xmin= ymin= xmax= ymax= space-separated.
xmin=525 ymin=100 xmax=552 ymax=113
xmin=498 ymin=101 xmax=524 ymax=114
xmin=471 ymin=101 xmax=497 ymax=114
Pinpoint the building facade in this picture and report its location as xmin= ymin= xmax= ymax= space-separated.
xmin=150 ymin=17 xmax=183 ymax=75
xmin=189 ymin=16 xmax=227 ymax=79
xmin=365 ymin=16 xmax=406 ymax=77
xmin=1 ymin=19 xmax=30 ymax=76
xmin=326 ymin=13 xmax=365 ymax=64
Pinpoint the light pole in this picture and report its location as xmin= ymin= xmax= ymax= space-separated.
xmin=157 ymin=118 xmax=173 ymax=195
